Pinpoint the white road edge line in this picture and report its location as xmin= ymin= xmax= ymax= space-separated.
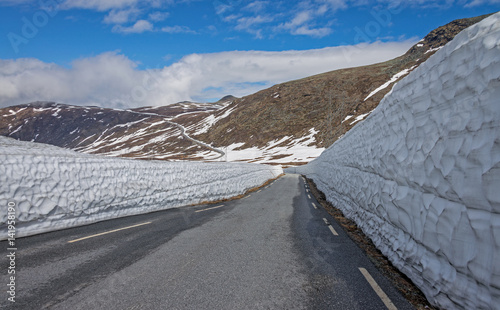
xmin=195 ymin=205 xmax=225 ymax=213
xmin=312 ymin=203 xmax=318 ymax=209
xmin=358 ymin=267 xmax=398 ymax=310
xmin=68 ymin=222 xmax=152 ymax=243
xmin=328 ymin=225 xmax=339 ymax=236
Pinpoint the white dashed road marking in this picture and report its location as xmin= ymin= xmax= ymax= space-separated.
xmin=359 ymin=267 xmax=397 ymax=310
xmin=68 ymin=222 xmax=152 ymax=243
xmin=195 ymin=205 xmax=225 ymax=213
xmin=328 ymin=225 xmax=339 ymax=236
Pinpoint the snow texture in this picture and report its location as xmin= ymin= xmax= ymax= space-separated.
xmin=0 ymin=136 xmax=282 ymax=239
xmin=297 ymin=13 xmax=500 ymax=310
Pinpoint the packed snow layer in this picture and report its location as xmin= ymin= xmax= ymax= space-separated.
xmin=0 ymin=136 xmax=282 ymax=239
xmin=297 ymin=13 xmax=500 ymax=310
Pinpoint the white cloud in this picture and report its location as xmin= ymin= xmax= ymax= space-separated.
xmin=293 ymin=25 xmax=332 ymax=37
xmin=223 ymin=14 xmax=240 ymax=22
xmin=149 ymin=11 xmax=169 ymax=21
xmin=62 ymin=0 xmax=140 ymax=11
xmin=377 ymin=0 xmax=488 ymax=9
xmin=0 ymin=0 xmax=33 ymax=5
xmin=0 ymin=40 xmax=416 ymax=109
xmin=0 ymin=52 xmax=141 ymax=109
xmin=314 ymin=0 xmax=349 ymax=12
xmin=60 ymin=0 xmax=174 ymax=28
xmin=112 ymin=19 xmax=153 ymax=33
xmin=242 ymin=1 xmax=269 ymax=12
xmin=161 ymin=25 xmax=196 ymax=33
xmin=214 ymin=1 xmax=234 ymax=15
xmin=288 ymin=11 xmax=312 ymax=27
xmin=276 ymin=10 xmax=333 ymax=37
xmin=235 ymin=15 xmax=274 ymax=34
xmin=465 ymin=0 xmax=500 ymax=6
xmin=103 ymin=8 xmax=141 ymax=24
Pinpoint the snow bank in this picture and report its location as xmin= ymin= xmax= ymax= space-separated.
xmin=297 ymin=13 xmax=500 ymax=310
xmin=0 ymin=136 xmax=282 ymax=239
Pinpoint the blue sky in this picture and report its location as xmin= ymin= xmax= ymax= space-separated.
xmin=0 ymin=0 xmax=499 ymax=108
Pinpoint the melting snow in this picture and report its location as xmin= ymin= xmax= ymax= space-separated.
xmin=6 ymin=107 xmax=27 ymax=115
xmin=9 ymin=125 xmax=23 ymax=135
xmin=342 ymin=115 xmax=354 ymax=123
xmin=193 ymin=106 xmax=237 ymax=135
xmin=364 ymin=67 xmax=416 ymax=101
xmin=220 ymin=128 xmax=324 ymax=164
xmin=52 ymin=108 xmax=61 ymax=117
xmin=425 ymin=46 xmax=443 ymax=54
xmin=350 ymin=112 xmax=371 ymax=125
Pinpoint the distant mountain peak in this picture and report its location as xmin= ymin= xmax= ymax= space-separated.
xmin=218 ymin=95 xmax=237 ymax=102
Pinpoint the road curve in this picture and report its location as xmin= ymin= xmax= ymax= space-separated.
xmin=128 ymin=110 xmax=225 ymax=159
xmin=1 ymin=174 xmax=414 ymax=309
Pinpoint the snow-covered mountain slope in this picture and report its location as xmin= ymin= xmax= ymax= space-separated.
xmin=0 ymin=101 xmax=226 ymax=161
xmin=0 ymin=136 xmax=282 ymax=239
xmin=296 ymin=13 xmax=500 ymax=310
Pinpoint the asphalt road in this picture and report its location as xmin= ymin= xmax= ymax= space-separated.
xmin=1 ymin=174 xmax=414 ymax=309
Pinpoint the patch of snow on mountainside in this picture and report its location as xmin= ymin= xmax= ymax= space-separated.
xmin=75 ymin=119 xmax=169 ymax=154
xmin=349 ymin=112 xmax=372 ymax=125
xmin=342 ymin=115 xmax=354 ymax=123
xmin=192 ymin=106 xmax=237 ymax=135
xmin=364 ymin=67 xmax=416 ymax=101
xmin=425 ymin=46 xmax=444 ymax=54
xmin=221 ymin=128 xmax=324 ymax=164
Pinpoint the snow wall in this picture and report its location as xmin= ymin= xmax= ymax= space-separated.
xmin=296 ymin=13 xmax=500 ymax=310
xmin=0 ymin=136 xmax=282 ymax=239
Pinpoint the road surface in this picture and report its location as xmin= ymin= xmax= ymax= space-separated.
xmin=1 ymin=174 xmax=414 ymax=309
